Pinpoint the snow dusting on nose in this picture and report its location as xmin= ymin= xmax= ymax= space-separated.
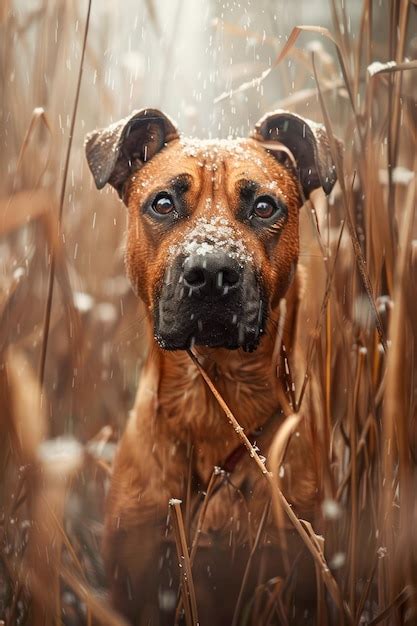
xmin=167 ymin=138 xmax=264 ymax=265
xmin=169 ymin=214 xmax=253 ymax=265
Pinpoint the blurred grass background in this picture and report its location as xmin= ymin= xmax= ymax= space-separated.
xmin=1 ymin=0 xmax=417 ymax=624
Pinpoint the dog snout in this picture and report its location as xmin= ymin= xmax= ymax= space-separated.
xmin=156 ymin=251 xmax=264 ymax=351
xmin=183 ymin=253 xmax=241 ymax=296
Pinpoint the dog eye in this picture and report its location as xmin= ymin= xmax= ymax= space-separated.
xmin=151 ymin=192 xmax=175 ymax=215
xmin=252 ymin=196 xmax=278 ymax=219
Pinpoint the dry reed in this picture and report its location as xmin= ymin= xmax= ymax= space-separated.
xmin=1 ymin=1 xmax=417 ymax=624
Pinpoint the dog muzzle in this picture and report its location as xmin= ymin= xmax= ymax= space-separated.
xmin=155 ymin=250 xmax=265 ymax=352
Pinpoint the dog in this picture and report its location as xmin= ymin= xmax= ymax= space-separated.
xmin=85 ymin=108 xmax=340 ymax=625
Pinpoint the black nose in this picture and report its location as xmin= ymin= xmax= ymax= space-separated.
xmin=183 ymin=253 xmax=241 ymax=297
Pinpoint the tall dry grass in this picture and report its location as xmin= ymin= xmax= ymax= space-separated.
xmin=1 ymin=0 xmax=417 ymax=624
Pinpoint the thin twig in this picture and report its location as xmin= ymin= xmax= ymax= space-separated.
xmin=348 ymin=348 xmax=366 ymax=617
xmin=189 ymin=470 xmax=220 ymax=564
xmin=312 ymin=51 xmax=388 ymax=353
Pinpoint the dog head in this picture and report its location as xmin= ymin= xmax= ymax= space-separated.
xmin=85 ymin=108 xmax=340 ymax=352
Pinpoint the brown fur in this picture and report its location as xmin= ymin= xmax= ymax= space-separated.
xmin=84 ymin=108 xmax=341 ymax=623
xmin=123 ymin=138 xmax=300 ymax=307
xmin=102 ymin=138 xmax=318 ymax=624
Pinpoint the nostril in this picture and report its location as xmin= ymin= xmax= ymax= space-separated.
xmin=184 ymin=267 xmax=206 ymax=288
xmin=219 ymin=268 xmax=240 ymax=288
xmin=182 ymin=254 xmax=241 ymax=295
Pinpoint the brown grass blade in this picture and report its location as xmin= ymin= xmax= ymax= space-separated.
xmin=7 ymin=106 xmax=53 ymax=196
xmin=189 ymin=469 xmax=220 ymax=564
xmin=367 ymin=586 xmax=414 ymax=626
xmin=311 ymin=52 xmax=388 ymax=352
xmin=0 ymin=189 xmax=54 ymax=235
xmin=0 ymin=347 xmax=47 ymax=465
xmin=25 ymin=437 xmax=83 ymax=625
xmin=169 ymin=498 xmax=199 ymax=626
xmin=381 ymin=163 xmax=416 ymax=620
xmin=215 ymin=23 xmax=354 ymax=116
xmin=231 ymin=502 xmax=270 ymax=626
xmin=296 ymin=219 xmax=346 ymax=410
xmin=60 ymin=565 xmax=130 ymax=626
xmin=348 ymin=347 xmax=366 ymax=617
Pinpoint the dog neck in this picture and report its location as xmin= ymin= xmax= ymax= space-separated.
xmin=136 ymin=271 xmax=301 ymax=482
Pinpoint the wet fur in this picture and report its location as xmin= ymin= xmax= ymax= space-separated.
xmin=103 ymin=137 xmax=320 ymax=624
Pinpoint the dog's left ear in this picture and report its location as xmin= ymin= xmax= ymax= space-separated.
xmin=85 ymin=108 xmax=179 ymax=199
xmin=253 ymin=110 xmax=342 ymax=198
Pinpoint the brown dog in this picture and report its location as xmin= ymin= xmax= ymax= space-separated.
xmin=85 ymin=108 xmax=339 ymax=625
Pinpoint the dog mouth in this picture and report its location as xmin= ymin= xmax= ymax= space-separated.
xmin=154 ymin=309 xmax=264 ymax=352
xmin=154 ymin=254 xmax=266 ymax=352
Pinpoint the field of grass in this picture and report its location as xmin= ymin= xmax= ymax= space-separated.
xmin=1 ymin=1 xmax=417 ymax=624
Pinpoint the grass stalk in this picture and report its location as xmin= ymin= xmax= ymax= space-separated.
xmin=38 ymin=0 xmax=92 ymax=388
xmin=231 ymin=502 xmax=270 ymax=626
xmin=169 ymin=498 xmax=199 ymax=626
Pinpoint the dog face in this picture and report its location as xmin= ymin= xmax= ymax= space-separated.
xmin=85 ymin=109 xmax=339 ymax=351
xmin=123 ymin=137 xmax=301 ymax=352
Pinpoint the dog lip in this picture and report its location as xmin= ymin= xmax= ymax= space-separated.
xmin=154 ymin=322 xmax=264 ymax=352
xmin=154 ymin=337 xmax=259 ymax=352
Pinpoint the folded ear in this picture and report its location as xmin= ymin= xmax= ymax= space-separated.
xmin=253 ymin=110 xmax=343 ymax=198
xmin=85 ymin=108 xmax=179 ymax=199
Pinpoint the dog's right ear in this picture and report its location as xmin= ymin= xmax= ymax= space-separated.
xmin=85 ymin=108 xmax=179 ymax=199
